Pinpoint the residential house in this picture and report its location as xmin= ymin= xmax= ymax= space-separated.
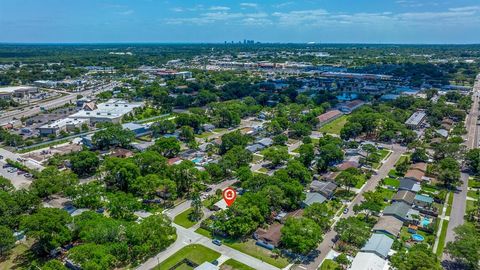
xmin=258 ymin=138 xmax=274 ymax=147
xmin=336 ymin=160 xmax=359 ymax=171
xmin=254 ymin=222 xmax=283 ymax=249
xmin=404 ymin=169 xmax=425 ymax=182
xmin=414 ymin=194 xmax=434 ymax=208
xmin=111 ymin=148 xmax=134 ymax=158
xmin=246 ymin=144 xmax=264 ymax=153
xmin=350 ymin=252 xmax=387 ymax=270
xmin=309 ymin=180 xmax=338 ymax=199
xmin=361 ymin=233 xmax=394 ymax=259
xmin=302 ymin=192 xmax=327 ymax=207
xmin=399 ymin=178 xmax=421 ymax=192
xmin=195 ymin=262 xmax=220 ymax=270
xmin=383 ymin=201 xmax=411 ymax=222
xmin=373 ymin=215 xmax=403 ymax=237
xmin=202 ymin=123 xmax=215 ymax=132
xmin=122 ymin=123 xmax=150 ymax=137
xmin=392 ymin=190 xmax=416 ymax=205
xmin=441 ymin=118 xmax=455 ymax=130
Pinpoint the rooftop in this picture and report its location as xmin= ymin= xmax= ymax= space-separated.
xmin=405 ymin=111 xmax=427 ymax=126
xmin=361 ymin=233 xmax=394 ymax=259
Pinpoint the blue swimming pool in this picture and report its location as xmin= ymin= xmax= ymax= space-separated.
xmin=421 ymin=217 xmax=431 ymax=227
xmin=192 ymin=157 xmax=203 ymax=164
xmin=412 ymin=234 xmax=424 ymax=242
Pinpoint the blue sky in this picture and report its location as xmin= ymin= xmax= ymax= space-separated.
xmin=1 ymin=0 xmax=480 ymax=43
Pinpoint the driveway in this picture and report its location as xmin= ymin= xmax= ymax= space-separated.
xmin=294 ymin=144 xmax=406 ymax=270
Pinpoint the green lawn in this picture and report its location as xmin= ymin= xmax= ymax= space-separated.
xmin=355 ymin=178 xmax=367 ymax=189
xmin=467 ymin=190 xmax=480 ymax=200
xmin=388 ymin=169 xmax=402 ymax=178
xmin=221 ymin=259 xmax=255 ymax=270
xmin=173 ymin=208 xmax=198 ymax=228
xmin=213 ymin=128 xmax=227 ymax=133
xmin=320 ymin=259 xmax=340 ymax=270
xmin=196 ymin=132 xmax=214 ymax=139
xmin=445 ymin=192 xmax=454 ymax=216
xmin=468 ymin=177 xmax=480 ymax=188
xmin=194 ymin=228 xmax=289 ymax=268
xmin=319 ymin=115 xmax=348 ymax=135
xmin=395 ymin=155 xmax=410 ymax=166
xmin=0 ymin=239 xmax=38 ymax=269
xmin=257 ymin=167 xmax=269 ymax=173
xmin=252 ymin=154 xmax=263 ymax=163
xmin=436 ymin=220 xmax=450 ymax=256
xmin=377 ymin=187 xmax=396 ymax=202
xmin=377 ymin=149 xmax=391 ymax=160
xmin=154 ymin=244 xmax=220 ymax=270
xmin=383 ymin=177 xmax=400 ymax=188
xmin=467 ymin=200 xmax=476 ymax=212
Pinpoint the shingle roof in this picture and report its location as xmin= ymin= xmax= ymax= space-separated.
xmin=361 ymin=233 xmax=394 ymax=259
xmin=309 ymin=180 xmax=337 ymax=197
xmin=392 ymin=190 xmax=416 ymax=205
xmin=383 ymin=201 xmax=411 ymax=220
xmin=350 ymin=252 xmax=387 ymax=270
xmin=399 ymin=178 xmax=421 ymax=192
xmin=373 ymin=215 xmax=403 ymax=237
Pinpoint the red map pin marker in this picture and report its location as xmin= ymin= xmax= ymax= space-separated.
xmin=222 ymin=187 xmax=237 ymax=207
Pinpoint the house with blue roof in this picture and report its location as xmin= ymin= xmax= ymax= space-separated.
xmin=361 ymin=233 xmax=394 ymax=259
xmin=414 ymin=194 xmax=434 ymax=208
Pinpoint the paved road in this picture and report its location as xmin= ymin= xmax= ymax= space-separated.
xmin=135 ymin=179 xmax=283 ymax=270
xmin=294 ymin=144 xmax=406 ymax=270
xmin=442 ymin=74 xmax=480 ymax=262
xmin=0 ymin=82 xmax=117 ymax=125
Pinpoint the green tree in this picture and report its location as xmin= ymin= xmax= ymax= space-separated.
xmin=263 ymin=146 xmax=290 ymax=167
xmin=303 ymin=203 xmax=334 ymax=232
xmin=0 ymin=176 xmax=14 ymax=192
xmin=190 ymin=192 xmax=203 ymax=221
xmin=107 ymin=192 xmax=141 ymax=221
xmin=151 ymin=120 xmax=176 ymax=137
xmin=281 ymin=217 xmax=323 ymax=254
xmin=70 ymin=150 xmax=100 ymax=177
xmin=466 ymin=148 xmax=480 ymax=175
xmin=0 ymin=225 xmax=15 ymax=257
xmin=149 ymin=137 xmax=181 ymax=158
xmin=68 ymin=243 xmax=116 ymax=270
xmin=411 ymin=148 xmax=428 ymax=163
xmin=446 ymin=223 xmax=480 ymax=270
xmin=179 ymin=125 xmax=195 ymax=143
xmin=20 ymin=208 xmax=72 ymax=254
xmin=438 ymin=157 xmax=460 ymax=187
xmin=353 ymin=190 xmax=383 ymax=218
xmin=31 ymin=167 xmax=78 ymax=198
xmin=66 ymin=181 xmax=105 ymax=209
xmin=220 ymin=131 xmax=249 ymax=154
xmin=41 ymin=260 xmax=68 ymax=270
xmin=297 ymin=143 xmax=315 ymax=167
xmin=92 ymin=124 xmax=135 ymax=150
xmin=133 ymin=151 xmax=168 ymax=176
xmin=391 ymin=243 xmax=442 ymax=270
xmin=103 ymin=158 xmax=141 ymax=192
xmin=334 ymin=217 xmax=371 ymax=247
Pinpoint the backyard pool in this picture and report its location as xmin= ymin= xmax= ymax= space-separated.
xmin=411 ymin=234 xmax=424 ymax=242
xmin=421 ymin=217 xmax=431 ymax=227
xmin=192 ymin=157 xmax=203 ymax=164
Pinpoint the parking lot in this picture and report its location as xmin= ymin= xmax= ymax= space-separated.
xmin=0 ymin=159 xmax=32 ymax=189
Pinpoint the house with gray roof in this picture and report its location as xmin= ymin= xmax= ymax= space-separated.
xmin=392 ymin=190 xmax=416 ymax=205
xmin=399 ymin=178 xmax=421 ymax=192
xmin=309 ymin=180 xmax=337 ymax=199
xmin=383 ymin=201 xmax=411 ymax=222
xmin=373 ymin=215 xmax=403 ymax=237
xmin=258 ymin=138 xmax=273 ymax=147
xmin=302 ymin=192 xmax=327 ymax=207
xmin=361 ymin=233 xmax=394 ymax=259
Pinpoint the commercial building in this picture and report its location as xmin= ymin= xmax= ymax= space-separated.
xmin=0 ymin=86 xmax=38 ymax=99
xmin=38 ymin=118 xmax=89 ymax=136
xmin=70 ymin=99 xmax=143 ymax=124
xmin=317 ymin=110 xmax=342 ymax=126
xmin=405 ymin=110 xmax=427 ymax=129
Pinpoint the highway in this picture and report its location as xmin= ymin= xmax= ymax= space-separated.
xmin=0 ymin=82 xmax=118 ymax=125
xmin=442 ymin=74 xmax=480 ymax=265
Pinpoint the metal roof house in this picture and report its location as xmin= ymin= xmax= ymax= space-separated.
xmin=414 ymin=194 xmax=434 ymax=208
xmin=302 ymin=192 xmax=327 ymax=207
xmin=361 ymin=233 xmax=394 ymax=259
xmin=383 ymin=201 xmax=411 ymax=222
xmin=350 ymin=252 xmax=387 ymax=270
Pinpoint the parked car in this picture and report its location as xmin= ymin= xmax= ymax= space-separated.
xmin=343 ymin=208 xmax=349 ymax=214
xmin=212 ymin=239 xmax=222 ymax=246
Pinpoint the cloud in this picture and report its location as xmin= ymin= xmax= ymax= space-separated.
xmin=209 ymin=6 xmax=231 ymax=11
xmin=240 ymin=3 xmax=258 ymax=8
xmin=164 ymin=5 xmax=480 ymax=29
xmin=116 ymin=10 xmax=134 ymax=16
xmin=171 ymin=7 xmax=184 ymax=12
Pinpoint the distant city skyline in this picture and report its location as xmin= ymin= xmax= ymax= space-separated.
xmin=1 ymin=0 xmax=480 ymax=44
